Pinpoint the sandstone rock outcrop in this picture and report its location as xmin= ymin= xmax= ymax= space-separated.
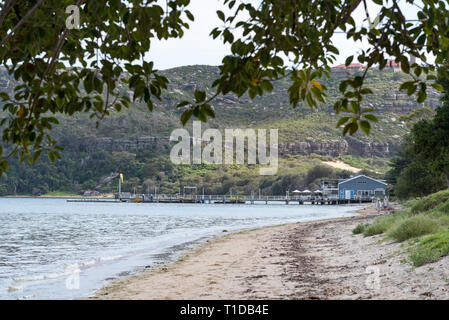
xmin=344 ymin=138 xmax=391 ymax=157
xmin=76 ymin=135 xmax=396 ymax=158
xmin=278 ymin=138 xmax=348 ymax=157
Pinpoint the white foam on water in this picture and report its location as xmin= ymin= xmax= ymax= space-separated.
xmin=12 ymin=270 xmax=71 ymax=283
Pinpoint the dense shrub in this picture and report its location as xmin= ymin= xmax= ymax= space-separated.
xmin=352 ymin=223 xmax=369 ymax=234
xmin=386 ymin=215 xmax=441 ymax=242
xmin=363 ymin=213 xmax=406 ymax=237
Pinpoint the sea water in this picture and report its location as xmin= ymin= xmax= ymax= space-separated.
xmin=0 ymin=198 xmax=362 ymax=299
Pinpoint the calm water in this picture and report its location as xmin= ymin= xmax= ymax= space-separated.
xmin=0 ymin=198 xmax=361 ymax=299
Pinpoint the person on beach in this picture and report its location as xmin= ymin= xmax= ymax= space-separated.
xmin=376 ymin=199 xmax=381 ymax=213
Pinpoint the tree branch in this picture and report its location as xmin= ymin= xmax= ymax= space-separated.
xmin=0 ymin=0 xmax=44 ymax=46
xmin=0 ymin=0 xmax=18 ymax=28
xmin=25 ymin=0 xmax=84 ymax=138
xmin=310 ymin=0 xmax=362 ymax=63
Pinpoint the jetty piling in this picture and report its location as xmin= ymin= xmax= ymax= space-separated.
xmin=67 ymin=192 xmax=376 ymax=205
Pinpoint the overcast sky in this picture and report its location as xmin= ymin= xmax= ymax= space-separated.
xmin=150 ymin=0 xmax=421 ymax=70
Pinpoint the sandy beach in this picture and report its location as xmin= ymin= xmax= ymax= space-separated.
xmin=92 ymin=204 xmax=449 ymax=300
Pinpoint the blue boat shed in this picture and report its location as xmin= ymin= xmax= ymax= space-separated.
xmin=338 ymin=175 xmax=386 ymax=200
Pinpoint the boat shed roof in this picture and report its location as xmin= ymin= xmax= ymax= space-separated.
xmin=338 ymin=175 xmax=387 ymax=186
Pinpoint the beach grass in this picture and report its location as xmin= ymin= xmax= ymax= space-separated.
xmin=409 ymin=231 xmax=449 ymax=267
xmin=386 ymin=215 xmax=442 ymax=242
xmin=363 ymin=212 xmax=408 ymax=236
xmin=352 ymin=223 xmax=369 ymax=234
xmin=360 ymin=189 xmax=449 ymax=266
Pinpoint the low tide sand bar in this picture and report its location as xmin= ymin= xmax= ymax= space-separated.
xmin=92 ymin=204 xmax=449 ymax=300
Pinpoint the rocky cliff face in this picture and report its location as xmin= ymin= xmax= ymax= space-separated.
xmin=344 ymin=138 xmax=392 ymax=157
xmin=375 ymin=91 xmax=441 ymax=113
xmin=278 ymin=137 xmax=395 ymax=157
xmin=76 ymin=135 xmax=396 ymax=158
xmin=278 ymin=138 xmax=349 ymax=157
xmin=74 ymin=136 xmax=171 ymax=153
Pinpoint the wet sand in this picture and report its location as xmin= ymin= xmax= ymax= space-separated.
xmin=92 ymin=204 xmax=449 ymax=300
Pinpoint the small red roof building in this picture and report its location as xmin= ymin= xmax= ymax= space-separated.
xmin=332 ymin=63 xmax=367 ymax=70
xmin=387 ymin=60 xmax=401 ymax=68
xmin=332 ymin=64 xmax=347 ymax=69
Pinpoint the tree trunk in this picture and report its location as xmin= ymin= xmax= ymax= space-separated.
xmin=445 ymin=173 xmax=449 ymax=189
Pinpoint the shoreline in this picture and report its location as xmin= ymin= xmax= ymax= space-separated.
xmin=89 ymin=205 xmax=449 ymax=300
xmin=90 ymin=205 xmax=378 ymax=300
xmin=90 ymin=203 xmax=449 ymax=299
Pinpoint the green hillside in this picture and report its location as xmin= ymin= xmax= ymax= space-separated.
xmin=0 ymin=65 xmax=439 ymax=196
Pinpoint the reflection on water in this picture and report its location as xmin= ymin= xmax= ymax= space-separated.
xmin=0 ymin=198 xmax=361 ymax=299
